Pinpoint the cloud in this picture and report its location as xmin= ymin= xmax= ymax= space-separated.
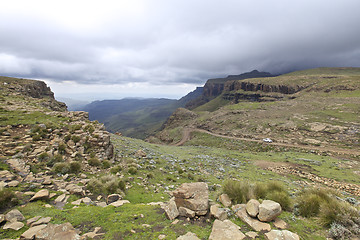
xmin=0 ymin=0 xmax=360 ymax=99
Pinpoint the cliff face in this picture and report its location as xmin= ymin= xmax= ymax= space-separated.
xmin=21 ymin=80 xmax=55 ymax=99
xmin=224 ymin=80 xmax=306 ymax=94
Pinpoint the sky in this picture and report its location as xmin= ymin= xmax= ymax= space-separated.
xmin=1 ymin=0 xmax=360 ymax=101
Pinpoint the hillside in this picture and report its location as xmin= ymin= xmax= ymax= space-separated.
xmin=0 ymin=75 xmax=359 ymax=240
xmin=81 ymin=87 xmax=203 ymax=139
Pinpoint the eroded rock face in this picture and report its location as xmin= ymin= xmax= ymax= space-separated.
xmin=258 ymin=200 xmax=282 ymax=222
xmin=208 ymin=219 xmax=246 ymax=240
xmin=173 ymin=182 xmax=209 ymax=216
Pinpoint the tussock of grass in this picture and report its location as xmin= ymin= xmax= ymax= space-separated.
xmin=87 ymin=175 xmax=125 ymax=196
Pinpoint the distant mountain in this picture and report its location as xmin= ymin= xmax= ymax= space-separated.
xmin=80 ymin=87 xmax=203 ymax=139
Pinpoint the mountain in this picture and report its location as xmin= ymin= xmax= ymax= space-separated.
xmin=185 ymin=70 xmax=274 ymax=109
xmin=80 ymin=87 xmax=203 ymax=139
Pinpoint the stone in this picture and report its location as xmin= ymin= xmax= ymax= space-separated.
xmin=179 ymin=207 xmax=196 ymax=218
xmin=82 ymin=197 xmax=92 ymax=205
xmin=158 ymin=234 xmax=166 ymax=239
xmin=71 ymin=199 xmax=82 ymax=205
xmin=0 ymin=214 xmax=5 ymax=224
xmin=5 ymin=209 xmax=25 ymax=222
xmin=65 ymin=183 xmax=84 ymax=195
xmin=246 ymin=199 xmax=260 ymax=217
xmin=109 ymin=200 xmax=130 ymax=207
xmin=107 ymin=194 xmax=122 ymax=204
xmin=208 ymin=219 xmax=246 ymax=240
xmin=173 ymin=182 xmax=209 ymax=216
xmin=210 ymin=204 xmax=227 ymax=220
xmin=27 ymin=216 xmax=41 ymax=226
xmin=245 ymin=231 xmax=259 ymax=239
xmin=274 ymin=218 xmax=288 ymax=229
xmin=177 ymin=232 xmax=201 ymax=240
xmin=42 ymin=177 xmax=52 ymax=185
xmin=232 ymin=204 xmax=271 ymax=232
xmin=163 ymin=199 xmax=179 ymax=220
xmin=30 ymin=189 xmax=49 ymax=201
xmin=20 ymin=224 xmax=47 ymax=240
xmin=31 ymin=217 xmax=52 ymax=227
xmin=49 ymin=193 xmax=57 ymax=199
xmin=264 ymin=230 xmax=300 ymax=240
xmin=3 ymin=221 xmax=24 ymax=230
xmin=35 ymin=222 xmax=80 ymax=240
xmin=258 ymin=200 xmax=282 ymax=222
xmin=82 ymin=227 xmax=104 ymax=239
xmin=8 ymin=180 xmax=20 ymax=187
xmin=55 ymin=193 xmax=67 ymax=203
xmin=219 ymin=193 xmax=232 ymax=207
xmin=96 ymin=202 xmax=107 ymax=207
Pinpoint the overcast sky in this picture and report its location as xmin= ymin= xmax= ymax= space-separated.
xmin=1 ymin=0 xmax=360 ymax=101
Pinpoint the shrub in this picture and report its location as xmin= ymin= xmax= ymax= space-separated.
xmin=110 ymin=165 xmax=122 ymax=174
xmin=84 ymin=125 xmax=95 ymax=133
xmin=128 ymin=167 xmax=137 ymax=175
xmin=146 ymin=173 xmax=154 ymax=179
xmin=88 ymin=157 xmax=101 ymax=167
xmin=296 ymin=188 xmax=332 ymax=217
xmin=102 ymin=160 xmax=111 ymax=169
xmin=47 ymin=154 xmax=63 ymax=167
xmin=87 ymin=175 xmax=125 ymax=195
xmin=38 ymin=152 xmax=50 ymax=162
xmin=266 ymin=190 xmax=292 ymax=211
xmin=69 ymin=124 xmax=82 ymax=133
xmin=71 ymin=135 xmax=81 ymax=144
xmin=53 ymin=162 xmax=70 ymax=174
xmin=32 ymin=135 xmax=41 ymax=141
xmin=223 ymin=179 xmax=253 ymax=204
xmin=69 ymin=161 xmax=82 ymax=173
xmin=58 ymin=143 xmax=67 ymax=154
xmin=0 ymin=189 xmax=18 ymax=210
xmin=187 ymin=173 xmax=194 ymax=180
xmin=64 ymin=134 xmax=71 ymax=142
xmin=253 ymin=183 xmax=267 ymax=199
xmin=74 ymin=153 xmax=83 ymax=161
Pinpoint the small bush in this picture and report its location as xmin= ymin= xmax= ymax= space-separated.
xmin=223 ymin=179 xmax=253 ymax=204
xmin=74 ymin=153 xmax=83 ymax=161
xmin=32 ymin=135 xmax=41 ymax=141
xmin=253 ymin=183 xmax=267 ymax=199
xmin=38 ymin=152 xmax=50 ymax=162
xmin=146 ymin=173 xmax=154 ymax=179
xmin=110 ymin=165 xmax=122 ymax=174
xmin=88 ymin=157 xmax=101 ymax=167
xmin=64 ymin=134 xmax=71 ymax=142
xmin=84 ymin=125 xmax=95 ymax=133
xmin=71 ymin=135 xmax=81 ymax=143
xmin=53 ymin=162 xmax=70 ymax=174
xmin=102 ymin=160 xmax=111 ymax=169
xmin=47 ymin=154 xmax=63 ymax=167
xmin=296 ymin=188 xmax=332 ymax=217
xmin=0 ymin=189 xmax=18 ymax=210
xmin=118 ymin=180 xmax=126 ymax=191
xmin=128 ymin=167 xmax=137 ymax=175
xmin=69 ymin=161 xmax=81 ymax=173
xmin=58 ymin=143 xmax=66 ymax=154
xmin=187 ymin=173 xmax=194 ymax=180
xmin=87 ymin=175 xmax=125 ymax=195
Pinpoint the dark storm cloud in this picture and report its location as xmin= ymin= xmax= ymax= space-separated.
xmin=0 ymin=0 xmax=360 ymax=88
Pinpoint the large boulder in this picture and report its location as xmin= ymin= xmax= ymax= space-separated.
xmin=20 ymin=225 xmax=47 ymax=240
xmin=173 ymin=182 xmax=209 ymax=216
xmin=208 ymin=219 xmax=246 ymax=240
xmin=258 ymin=200 xmax=282 ymax=222
xmin=246 ymin=199 xmax=260 ymax=217
xmin=35 ymin=222 xmax=80 ymax=240
xmin=264 ymin=230 xmax=300 ymax=240
xmin=5 ymin=209 xmax=25 ymax=222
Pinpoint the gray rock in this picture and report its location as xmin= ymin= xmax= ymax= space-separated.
xmin=109 ymin=200 xmax=130 ymax=207
xmin=107 ymin=194 xmax=122 ymax=204
xmin=208 ymin=219 xmax=246 ymax=240
xmin=3 ymin=221 xmax=24 ymax=230
xmin=246 ymin=199 xmax=260 ymax=217
xmin=65 ymin=184 xmax=84 ymax=195
xmin=35 ymin=222 xmax=80 ymax=240
xmin=177 ymin=232 xmax=201 ymax=240
xmin=264 ymin=230 xmax=300 ymax=240
xmin=210 ymin=204 xmax=227 ymax=220
xmin=258 ymin=200 xmax=282 ymax=222
xmin=274 ymin=218 xmax=288 ymax=229
xmin=5 ymin=209 xmax=25 ymax=222
xmin=30 ymin=189 xmax=49 ymax=201
xmin=27 ymin=216 xmax=41 ymax=226
xmin=219 ymin=193 xmax=232 ymax=207
xmin=232 ymin=204 xmax=271 ymax=232
xmin=163 ymin=199 xmax=179 ymax=220
xmin=173 ymin=182 xmax=209 ymax=216
xmin=179 ymin=207 xmax=195 ymax=218
xmin=20 ymin=224 xmax=47 ymax=240
xmin=245 ymin=231 xmax=259 ymax=239
xmin=31 ymin=217 xmax=52 ymax=227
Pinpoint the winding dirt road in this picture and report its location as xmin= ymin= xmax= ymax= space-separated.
xmin=175 ymin=128 xmax=360 ymax=157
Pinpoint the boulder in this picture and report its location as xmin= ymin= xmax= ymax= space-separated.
xmin=245 ymin=231 xmax=259 ymax=239
xmin=232 ymin=204 xmax=271 ymax=232
xmin=65 ymin=184 xmax=84 ymax=195
xmin=107 ymin=194 xmax=122 ymax=204
xmin=264 ymin=230 xmax=300 ymax=240
xmin=31 ymin=217 xmax=52 ymax=227
xmin=177 ymin=232 xmax=201 ymax=240
xmin=210 ymin=204 xmax=227 ymax=220
xmin=258 ymin=200 xmax=282 ymax=222
xmin=82 ymin=197 xmax=92 ymax=205
xmin=109 ymin=200 xmax=130 ymax=207
xmin=35 ymin=222 xmax=80 ymax=240
xmin=246 ymin=199 xmax=260 ymax=217
xmin=27 ymin=216 xmax=41 ymax=226
xmin=3 ymin=221 xmax=24 ymax=230
xmin=30 ymin=189 xmax=49 ymax=201
xmin=274 ymin=218 xmax=288 ymax=229
xmin=5 ymin=209 xmax=25 ymax=222
xmin=208 ymin=219 xmax=246 ymax=240
xmin=163 ymin=199 xmax=179 ymax=220
xmin=20 ymin=224 xmax=47 ymax=240
xmin=219 ymin=193 xmax=232 ymax=207
xmin=173 ymin=182 xmax=209 ymax=216
xmin=179 ymin=207 xmax=195 ymax=218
